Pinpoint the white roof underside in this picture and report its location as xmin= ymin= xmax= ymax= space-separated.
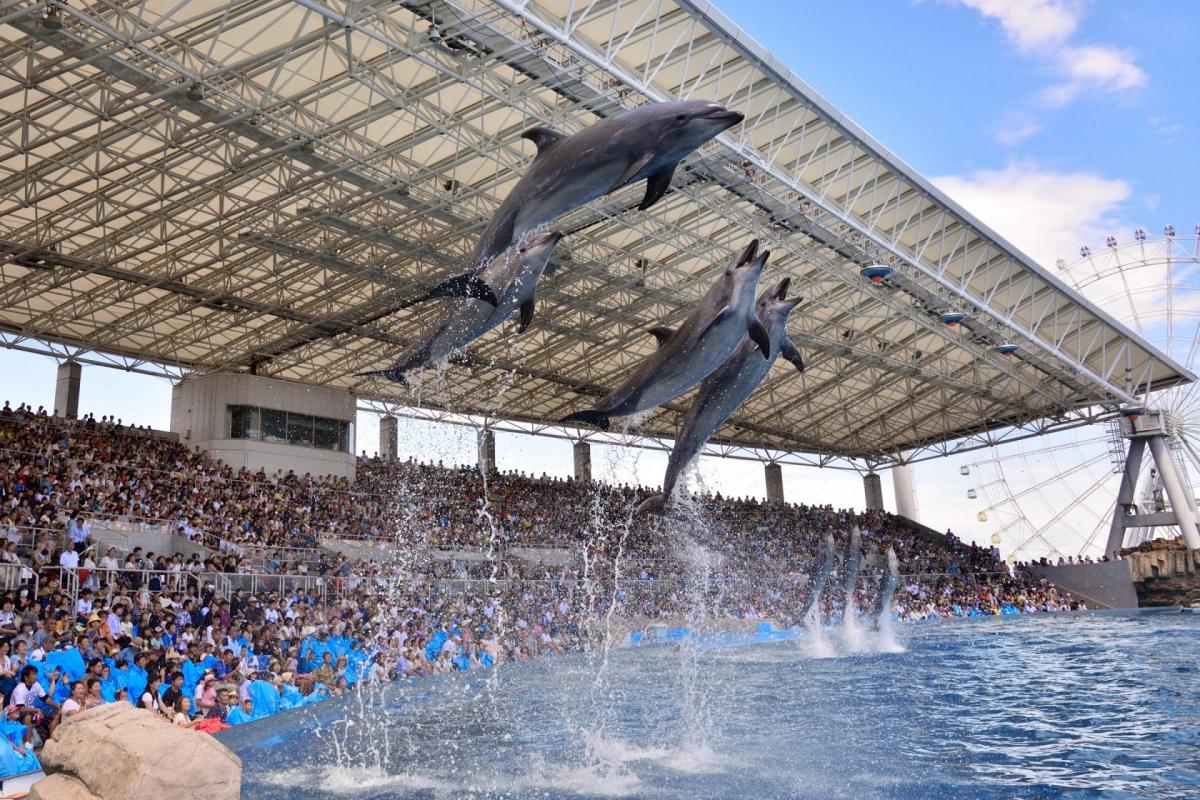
xmin=0 ymin=0 xmax=1189 ymax=460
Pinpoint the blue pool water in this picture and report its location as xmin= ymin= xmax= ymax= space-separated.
xmin=224 ymin=612 xmax=1200 ymax=799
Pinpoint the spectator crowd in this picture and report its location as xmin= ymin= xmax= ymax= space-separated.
xmin=0 ymin=401 xmax=1075 ymax=775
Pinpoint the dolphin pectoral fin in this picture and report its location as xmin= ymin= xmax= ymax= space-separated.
xmin=646 ymin=326 xmax=676 ymax=348
xmin=517 ymin=299 xmax=535 ymax=334
xmin=698 ymin=309 xmax=732 ymax=340
xmin=615 ymin=153 xmax=654 ymax=191
xmin=521 ymin=126 xmax=567 ymax=156
xmin=635 ymin=494 xmax=667 ymax=517
xmin=422 ymin=273 xmax=500 ymax=306
xmin=561 ymin=410 xmax=610 ymax=432
xmin=749 ymin=319 xmax=771 ymax=358
xmin=781 ymin=337 xmax=805 ymax=373
xmin=638 ymin=164 xmax=676 ymax=210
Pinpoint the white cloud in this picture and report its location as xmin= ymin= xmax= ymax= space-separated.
xmin=1040 ymin=43 xmax=1146 ymax=106
xmin=932 ymin=160 xmax=1130 ymax=267
xmin=1147 ymin=115 xmax=1183 ymax=143
xmin=950 ymin=0 xmax=1146 ymax=105
xmin=957 ymin=0 xmax=1082 ymax=51
xmin=991 ymin=111 xmax=1042 ymax=147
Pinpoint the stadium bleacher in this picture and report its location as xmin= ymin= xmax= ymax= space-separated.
xmin=0 ymin=401 xmax=1074 ymax=774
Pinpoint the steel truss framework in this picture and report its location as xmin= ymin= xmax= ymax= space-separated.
xmin=0 ymin=0 xmax=1190 ymax=466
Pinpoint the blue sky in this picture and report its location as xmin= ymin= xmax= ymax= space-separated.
xmin=729 ymin=0 xmax=1196 ymax=267
xmin=1 ymin=1 xmax=1195 ymax=553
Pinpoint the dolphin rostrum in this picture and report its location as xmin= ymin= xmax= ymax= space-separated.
xmin=419 ymin=100 xmax=744 ymax=307
xmin=561 ymin=239 xmax=772 ymax=431
xmin=842 ymin=526 xmax=863 ymax=621
xmin=873 ymin=545 xmax=901 ymax=627
xmin=798 ymin=532 xmax=837 ymax=622
xmin=359 ymin=231 xmax=562 ymax=384
xmin=635 ymin=276 xmax=804 ymax=516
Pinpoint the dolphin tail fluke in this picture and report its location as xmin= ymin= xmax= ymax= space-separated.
xmin=561 ymin=410 xmax=610 ymax=431
xmin=356 ymin=368 xmax=409 ymax=386
xmin=635 ymin=494 xmax=667 ymax=516
xmin=749 ymin=318 xmax=771 ymax=358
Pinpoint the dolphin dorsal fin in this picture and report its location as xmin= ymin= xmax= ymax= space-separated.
xmin=521 ymin=126 xmax=567 ymax=156
xmin=647 ymin=326 xmax=676 ymax=348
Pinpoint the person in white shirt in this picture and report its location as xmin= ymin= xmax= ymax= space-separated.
xmin=11 ymin=665 xmax=58 ymax=723
xmin=75 ymin=592 xmax=93 ymax=618
xmin=58 ymin=681 xmax=86 ymax=720
xmin=98 ymin=548 xmax=120 ymax=573
xmin=58 ymin=547 xmax=79 ymax=569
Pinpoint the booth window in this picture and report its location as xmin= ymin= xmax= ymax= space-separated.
xmin=225 ymin=405 xmax=352 ymax=453
xmin=260 ymin=408 xmax=287 ymax=444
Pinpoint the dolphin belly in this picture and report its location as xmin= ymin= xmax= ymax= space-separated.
xmin=510 ymin=163 xmax=626 ymax=246
xmin=473 ymin=288 xmax=525 ymax=340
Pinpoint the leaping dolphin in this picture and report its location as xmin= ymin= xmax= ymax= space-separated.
xmin=635 ymin=276 xmax=805 ymax=516
xmin=798 ymin=532 xmax=837 ymax=622
xmin=561 ymin=240 xmax=772 ymax=432
xmin=842 ymin=526 xmax=863 ymax=622
xmin=358 ymin=231 xmax=562 ymax=384
xmin=419 ymin=100 xmax=744 ymax=307
xmin=873 ymin=545 xmax=901 ymax=628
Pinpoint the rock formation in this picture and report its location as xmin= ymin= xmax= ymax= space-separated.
xmin=29 ymin=703 xmax=241 ymax=800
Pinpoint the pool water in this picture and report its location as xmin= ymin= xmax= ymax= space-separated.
xmin=224 ymin=612 xmax=1200 ymax=799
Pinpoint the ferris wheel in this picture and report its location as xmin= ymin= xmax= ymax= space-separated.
xmin=965 ymin=226 xmax=1200 ymax=562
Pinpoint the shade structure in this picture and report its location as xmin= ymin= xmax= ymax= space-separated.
xmin=0 ymin=0 xmax=1191 ymax=465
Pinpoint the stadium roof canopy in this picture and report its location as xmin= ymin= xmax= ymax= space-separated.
xmin=0 ymin=0 xmax=1191 ymax=467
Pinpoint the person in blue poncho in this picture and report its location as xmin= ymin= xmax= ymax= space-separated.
xmin=247 ymin=678 xmax=279 ymax=719
xmin=0 ymin=719 xmax=39 ymax=779
xmin=224 ymin=697 xmax=254 ymax=726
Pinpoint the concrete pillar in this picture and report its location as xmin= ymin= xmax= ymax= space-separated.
xmin=1147 ymin=435 xmax=1200 ymax=550
xmin=573 ymin=440 xmax=591 ymax=483
xmin=863 ymin=472 xmax=884 ymax=511
xmin=1106 ymin=436 xmax=1146 ymax=557
xmin=764 ymin=462 xmax=784 ymax=503
xmin=55 ymin=361 xmax=81 ymax=418
xmin=891 ymin=462 xmax=919 ymax=522
xmin=478 ymin=429 xmax=496 ymax=474
xmin=379 ymin=415 xmax=398 ymax=460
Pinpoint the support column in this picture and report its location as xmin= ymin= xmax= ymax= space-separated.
xmin=573 ymin=440 xmax=591 ymax=483
xmin=891 ymin=461 xmax=919 ymax=522
xmin=1106 ymin=437 xmax=1146 ymax=557
xmin=863 ymin=472 xmax=884 ymax=511
xmin=764 ymin=462 xmax=784 ymax=503
xmin=1147 ymin=436 xmax=1200 ymax=550
xmin=55 ymin=361 xmax=81 ymax=419
xmin=379 ymin=415 xmax=398 ymax=460
xmin=478 ymin=429 xmax=496 ymax=474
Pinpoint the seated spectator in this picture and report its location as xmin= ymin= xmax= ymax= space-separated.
xmin=171 ymin=696 xmax=196 ymax=728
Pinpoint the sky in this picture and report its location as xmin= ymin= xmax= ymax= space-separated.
xmin=2 ymin=1 xmax=1196 ymax=556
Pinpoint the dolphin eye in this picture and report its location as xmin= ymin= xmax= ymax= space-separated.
xmin=675 ymin=114 xmax=687 ymax=121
